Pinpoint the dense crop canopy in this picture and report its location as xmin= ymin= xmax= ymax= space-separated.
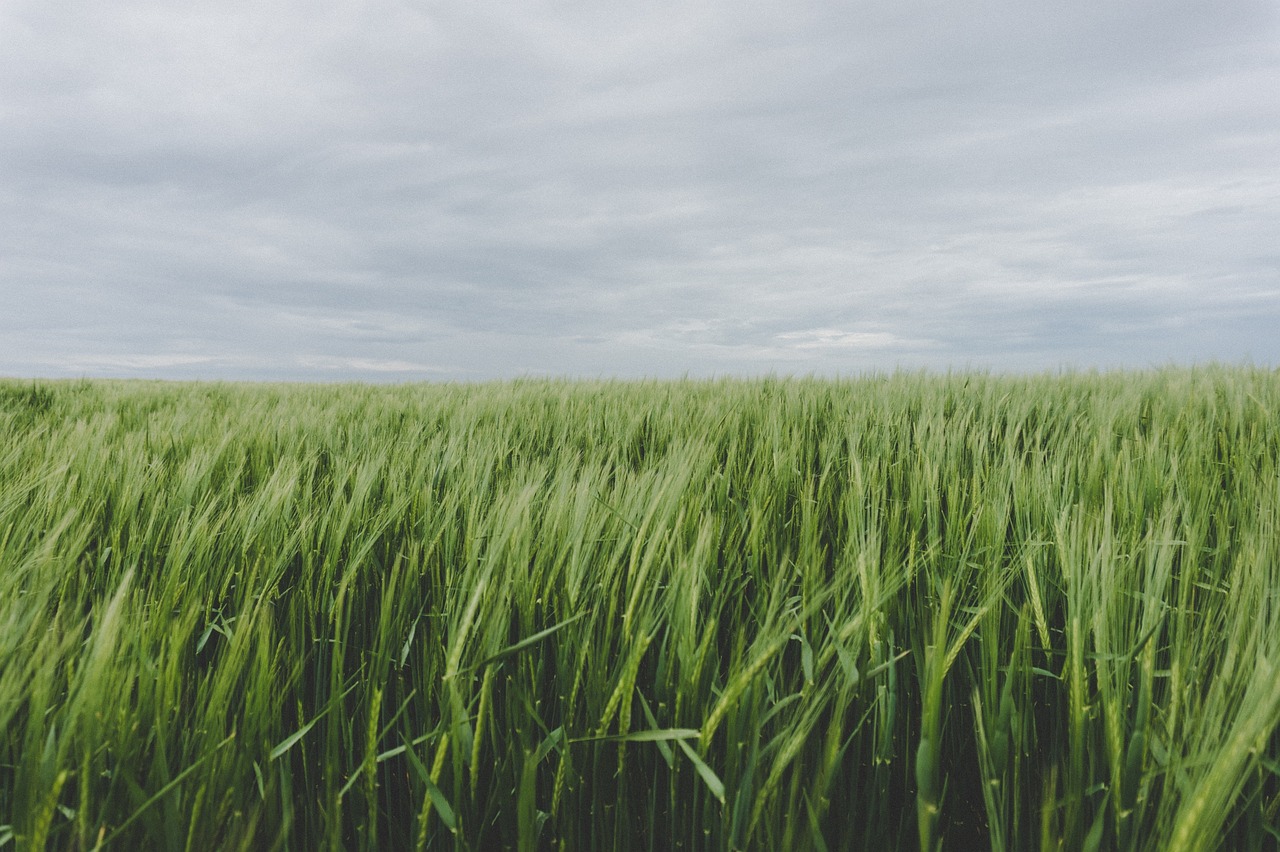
xmin=0 ymin=368 xmax=1277 ymax=850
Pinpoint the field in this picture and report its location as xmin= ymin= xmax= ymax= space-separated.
xmin=1 ymin=368 xmax=1278 ymax=850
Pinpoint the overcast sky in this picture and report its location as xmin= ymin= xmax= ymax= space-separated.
xmin=2 ymin=1 xmax=1278 ymax=382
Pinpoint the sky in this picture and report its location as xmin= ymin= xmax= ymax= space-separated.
xmin=2 ymin=1 xmax=1278 ymax=382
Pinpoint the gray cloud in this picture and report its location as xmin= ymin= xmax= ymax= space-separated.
xmin=2 ymin=0 xmax=1277 ymax=381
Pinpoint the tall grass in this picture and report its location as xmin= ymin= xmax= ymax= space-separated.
xmin=0 ymin=368 xmax=1277 ymax=850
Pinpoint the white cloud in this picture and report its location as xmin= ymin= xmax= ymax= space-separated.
xmin=48 ymin=354 xmax=233 ymax=374
xmin=295 ymin=357 xmax=449 ymax=375
xmin=775 ymin=329 xmax=942 ymax=352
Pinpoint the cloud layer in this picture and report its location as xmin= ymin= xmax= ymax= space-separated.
xmin=3 ymin=1 xmax=1278 ymax=380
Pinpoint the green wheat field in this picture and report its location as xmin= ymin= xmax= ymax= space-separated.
xmin=1 ymin=367 xmax=1278 ymax=851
